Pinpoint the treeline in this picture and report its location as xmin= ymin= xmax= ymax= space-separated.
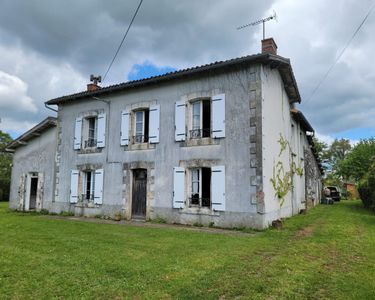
xmin=0 ymin=131 xmax=12 ymax=201
xmin=315 ymin=136 xmax=375 ymax=210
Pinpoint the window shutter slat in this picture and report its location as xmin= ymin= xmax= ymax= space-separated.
xmin=97 ymin=113 xmax=106 ymax=148
xmin=149 ymin=104 xmax=160 ymax=144
xmin=175 ymin=101 xmax=186 ymax=141
xmin=173 ymin=167 xmax=185 ymax=208
xmin=74 ymin=117 xmax=82 ymax=150
xmin=94 ymin=169 xmax=104 ymax=204
xmin=211 ymin=166 xmax=225 ymax=211
xmin=120 ymin=110 xmax=130 ymax=146
xmin=70 ymin=170 xmax=79 ymax=203
xmin=211 ymin=94 xmax=225 ymax=138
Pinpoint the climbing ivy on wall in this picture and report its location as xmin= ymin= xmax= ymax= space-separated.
xmin=270 ymin=133 xmax=304 ymax=207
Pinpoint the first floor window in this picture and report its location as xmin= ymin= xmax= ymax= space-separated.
xmin=84 ymin=116 xmax=97 ymax=148
xmin=190 ymin=167 xmax=211 ymax=207
xmin=134 ymin=109 xmax=149 ymax=143
xmin=190 ymin=100 xmax=211 ymax=139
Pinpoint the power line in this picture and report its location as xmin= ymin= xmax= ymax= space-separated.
xmin=306 ymin=1 xmax=375 ymax=103
xmin=102 ymin=0 xmax=144 ymax=83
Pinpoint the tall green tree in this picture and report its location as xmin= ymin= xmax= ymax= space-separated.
xmin=339 ymin=138 xmax=375 ymax=182
xmin=0 ymin=131 xmax=13 ymax=201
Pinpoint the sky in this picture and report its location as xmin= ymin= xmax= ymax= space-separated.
xmin=0 ymin=0 xmax=374 ymax=145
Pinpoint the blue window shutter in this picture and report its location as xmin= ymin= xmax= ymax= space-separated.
xmin=149 ymin=104 xmax=160 ymax=144
xmin=120 ymin=110 xmax=130 ymax=146
xmin=173 ymin=167 xmax=185 ymax=208
xmin=97 ymin=113 xmax=106 ymax=148
xmin=70 ymin=170 xmax=79 ymax=203
xmin=211 ymin=166 xmax=225 ymax=211
xmin=175 ymin=101 xmax=186 ymax=141
xmin=74 ymin=117 xmax=82 ymax=150
xmin=94 ymin=169 xmax=104 ymax=204
xmin=211 ymin=94 xmax=225 ymax=138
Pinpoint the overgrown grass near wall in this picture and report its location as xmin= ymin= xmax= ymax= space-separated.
xmin=0 ymin=201 xmax=374 ymax=299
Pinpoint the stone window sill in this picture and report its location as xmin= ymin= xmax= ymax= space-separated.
xmin=78 ymin=148 xmax=102 ymax=154
xmin=178 ymin=207 xmax=220 ymax=216
xmin=126 ymin=143 xmax=156 ymax=151
xmin=180 ymin=137 xmax=221 ymax=147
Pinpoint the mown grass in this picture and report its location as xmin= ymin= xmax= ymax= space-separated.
xmin=0 ymin=200 xmax=374 ymax=299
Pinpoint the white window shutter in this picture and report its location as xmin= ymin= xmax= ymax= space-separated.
xmin=149 ymin=104 xmax=160 ymax=144
xmin=120 ymin=110 xmax=130 ymax=146
xmin=74 ymin=117 xmax=82 ymax=150
xmin=173 ymin=167 xmax=185 ymax=208
xmin=97 ymin=113 xmax=106 ymax=148
xmin=175 ymin=101 xmax=186 ymax=141
xmin=70 ymin=170 xmax=79 ymax=203
xmin=211 ymin=166 xmax=225 ymax=211
xmin=94 ymin=169 xmax=104 ymax=205
xmin=211 ymin=93 xmax=225 ymax=138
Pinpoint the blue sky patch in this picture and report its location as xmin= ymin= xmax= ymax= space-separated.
xmin=128 ymin=62 xmax=176 ymax=81
xmin=333 ymin=127 xmax=375 ymax=141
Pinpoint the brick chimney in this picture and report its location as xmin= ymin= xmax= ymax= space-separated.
xmin=87 ymin=74 xmax=101 ymax=92
xmin=261 ymin=38 xmax=277 ymax=55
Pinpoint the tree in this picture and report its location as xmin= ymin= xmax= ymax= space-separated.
xmin=0 ymin=131 xmax=12 ymax=201
xmin=312 ymin=137 xmax=329 ymax=162
xmin=339 ymin=138 xmax=375 ymax=182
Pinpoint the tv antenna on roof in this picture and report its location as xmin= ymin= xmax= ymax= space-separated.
xmin=237 ymin=11 xmax=277 ymax=40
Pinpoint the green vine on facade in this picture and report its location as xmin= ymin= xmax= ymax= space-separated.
xmin=271 ymin=133 xmax=304 ymax=207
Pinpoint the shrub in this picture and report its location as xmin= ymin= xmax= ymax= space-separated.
xmin=358 ymin=173 xmax=375 ymax=211
xmin=40 ymin=209 xmax=49 ymax=215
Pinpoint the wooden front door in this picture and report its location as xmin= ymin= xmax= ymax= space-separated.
xmin=132 ymin=169 xmax=147 ymax=219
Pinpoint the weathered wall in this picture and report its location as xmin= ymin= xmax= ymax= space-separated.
xmin=9 ymin=127 xmax=57 ymax=211
xmin=261 ymin=65 xmax=321 ymax=226
xmin=261 ymin=65 xmax=294 ymax=224
xmin=54 ymin=65 xmax=265 ymax=228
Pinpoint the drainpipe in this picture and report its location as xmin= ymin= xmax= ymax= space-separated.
xmin=44 ymin=103 xmax=58 ymax=113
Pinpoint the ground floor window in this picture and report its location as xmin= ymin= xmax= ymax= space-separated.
xmin=83 ymin=170 xmax=95 ymax=201
xmin=190 ymin=167 xmax=211 ymax=207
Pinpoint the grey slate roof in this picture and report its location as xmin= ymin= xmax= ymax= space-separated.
xmin=45 ymin=53 xmax=301 ymax=105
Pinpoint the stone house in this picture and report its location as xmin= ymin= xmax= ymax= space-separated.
xmin=7 ymin=38 xmax=322 ymax=228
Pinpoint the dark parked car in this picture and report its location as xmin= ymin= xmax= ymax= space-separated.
xmin=325 ymin=186 xmax=341 ymax=202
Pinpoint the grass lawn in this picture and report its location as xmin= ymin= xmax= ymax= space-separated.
xmin=1 ymin=201 xmax=375 ymax=299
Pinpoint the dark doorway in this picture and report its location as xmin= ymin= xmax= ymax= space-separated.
xmin=29 ymin=177 xmax=38 ymax=210
xmin=132 ymin=169 xmax=147 ymax=219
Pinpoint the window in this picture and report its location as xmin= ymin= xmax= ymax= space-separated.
xmin=121 ymin=105 xmax=160 ymax=146
xmin=70 ymin=169 xmax=104 ymax=205
xmin=85 ymin=117 xmax=97 ymax=148
xmin=134 ymin=109 xmax=149 ymax=143
xmin=74 ymin=113 xmax=106 ymax=150
xmin=83 ymin=170 xmax=95 ymax=201
xmin=190 ymin=100 xmax=211 ymax=139
xmin=173 ymin=165 xmax=225 ymax=211
xmin=190 ymin=167 xmax=211 ymax=207
xmin=174 ymin=94 xmax=225 ymax=142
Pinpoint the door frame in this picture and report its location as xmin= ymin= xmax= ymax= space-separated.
xmin=25 ymin=172 xmax=38 ymax=211
xmin=131 ymin=168 xmax=147 ymax=219
xmin=123 ymin=161 xmax=155 ymax=221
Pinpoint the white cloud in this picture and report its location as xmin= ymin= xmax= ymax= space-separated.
xmin=0 ymin=0 xmax=373 ymax=140
xmin=0 ymin=70 xmax=37 ymax=113
xmin=0 ymin=117 xmax=36 ymax=135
